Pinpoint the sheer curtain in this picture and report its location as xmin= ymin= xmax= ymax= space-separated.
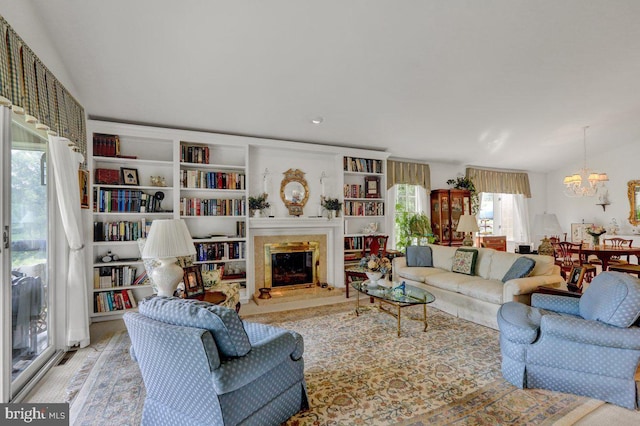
xmin=48 ymin=135 xmax=89 ymax=347
xmin=513 ymin=194 xmax=531 ymax=244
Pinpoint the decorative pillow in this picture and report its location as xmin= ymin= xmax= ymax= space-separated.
xmin=406 ymin=246 xmax=433 ymax=267
xmin=579 ymin=271 xmax=640 ymax=328
xmin=452 ymin=248 xmax=478 ymax=275
xmin=139 ymin=296 xmax=251 ymax=357
xmin=502 ymin=257 xmax=536 ymax=283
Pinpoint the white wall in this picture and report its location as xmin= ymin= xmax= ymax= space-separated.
xmin=0 ymin=2 xmax=79 ymax=98
xmin=547 ymin=138 xmax=640 ymax=237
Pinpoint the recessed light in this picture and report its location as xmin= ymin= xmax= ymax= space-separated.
xmin=311 ymin=117 xmax=324 ymax=125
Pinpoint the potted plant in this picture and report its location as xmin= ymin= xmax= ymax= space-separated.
xmin=322 ymin=197 xmax=342 ymax=219
xmin=248 ymin=193 xmax=270 ymax=217
xmin=395 ymin=205 xmax=436 ymax=253
xmin=446 ymin=176 xmax=479 ymax=214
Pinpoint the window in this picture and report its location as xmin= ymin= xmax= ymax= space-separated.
xmin=393 ymin=184 xmax=426 ymax=249
xmin=477 ymin=193 xmax=530 ymax=247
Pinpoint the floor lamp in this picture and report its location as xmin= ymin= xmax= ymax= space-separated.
xmin=141 ymin=219 xmax=196 ymax=297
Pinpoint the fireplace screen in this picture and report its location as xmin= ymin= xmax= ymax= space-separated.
xmin=264 ymin=241 xmax=319 ymax=289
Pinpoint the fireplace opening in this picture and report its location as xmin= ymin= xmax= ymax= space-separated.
xmin=271 ymin=252 xmax=313 ymax=287
xmin=264 ymin=241 xmax=319 ymax=290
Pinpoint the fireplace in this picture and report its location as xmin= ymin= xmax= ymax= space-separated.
xmin=264 ymin=241 xmax=319 ymax=290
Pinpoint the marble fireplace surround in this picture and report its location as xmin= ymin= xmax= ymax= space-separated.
xmin=250 ymin=218 xmax=342 ymax=300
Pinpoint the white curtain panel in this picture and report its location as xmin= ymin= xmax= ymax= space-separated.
xmin=513 ymin=194 xmax=531 ymax=244
xmin=386 ymin=186 xmax=398 ymax=249
xmin=48 ymin=135 xmax=89 ymax=347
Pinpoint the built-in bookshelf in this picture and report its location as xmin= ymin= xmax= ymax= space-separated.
xmin=88 ymin=121 xmax=249 ymax=320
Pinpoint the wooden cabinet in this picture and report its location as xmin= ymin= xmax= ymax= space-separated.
xmin=430 ymin=189 xmax=471 ymax=246
xmin=476 ymin=235 xmax=507 ymax=251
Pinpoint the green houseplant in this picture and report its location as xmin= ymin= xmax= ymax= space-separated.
xmin=395 ymin=205 xmax=436 ymax=253
xmin=322 ymin=197 xmax=342 ymax=218
xmin=446 ymin=176 xmax=479 ymax=215
xmin=248 ymin=193 xmax=270 ymax=216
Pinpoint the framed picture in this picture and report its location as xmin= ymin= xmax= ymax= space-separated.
xmin=568 ymin=266 xmax=585 ymax=291
xmin=78 ymin=169 xmax=90 ymax=209
xmin=183 ymin=265 xmax=205 ymax=298
xmin=120 ymin=167 xmax=139 ymax=186
xmin=364 ymin=176 xmax=380 ymax=198
xmin=571 ymin=223 xmax=594 ymax=243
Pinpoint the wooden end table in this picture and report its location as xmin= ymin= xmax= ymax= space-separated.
xmin=534 ymin=286 xmax=582 ymax=298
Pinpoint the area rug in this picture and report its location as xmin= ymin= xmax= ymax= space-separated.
xmin=69 ymin=303 xmax=602 ymax=425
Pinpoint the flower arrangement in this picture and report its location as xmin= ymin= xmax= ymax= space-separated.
xmin=248 ymin=193 xmax=270 ymax=211
xmin=322 ymin=197 xmax=342 ymax=211
xmin=359 ymin=253 xmax=392 ymax=274
xmin=585 ymin=225 xmax=606 ymax=237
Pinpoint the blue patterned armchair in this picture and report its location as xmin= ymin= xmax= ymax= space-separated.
xmin=124 ymin=296 xmax=308 ymax=425
xmin=498 ymin=272 xmax=640 ymax=409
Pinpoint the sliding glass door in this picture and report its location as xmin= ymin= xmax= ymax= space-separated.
xmin=1 ymin=109 xmax=56 ymax=401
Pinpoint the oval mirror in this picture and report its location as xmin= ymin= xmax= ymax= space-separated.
xmin=280 ymin=169 xmax=309 ymax=216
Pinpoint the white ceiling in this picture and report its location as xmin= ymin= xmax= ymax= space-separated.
xmin=26 ymin=0 xmax=640 ymax=172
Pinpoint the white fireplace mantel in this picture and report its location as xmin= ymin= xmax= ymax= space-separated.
xmin=249 ymin=217 xmax=342 ymax=229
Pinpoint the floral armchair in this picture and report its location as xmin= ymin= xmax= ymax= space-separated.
xmin=138 ymin=239 xmax=240 ymax=311
xmin=497 ymin=271 xmax=640 ymax=409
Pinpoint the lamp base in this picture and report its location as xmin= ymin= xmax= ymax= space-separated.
xmin=538 ymin=237 xmax=555 ymax=257
xmin=462 ymin=234 xmax=474 ymax=246
xmin=151 ymin=257 xmax=183 ymax=297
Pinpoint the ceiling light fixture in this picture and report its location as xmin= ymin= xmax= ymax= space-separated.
xmin=311 ymin=117 xmax=324 ymax=125
xmin=563 ymin=126 xmax=608 ymax=197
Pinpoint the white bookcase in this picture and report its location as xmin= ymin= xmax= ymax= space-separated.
xmin=87 ymin=120 xmax=249 ymax=320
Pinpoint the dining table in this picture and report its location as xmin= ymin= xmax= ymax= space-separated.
xmin=577 ymin=246 xmax=640 ymax=272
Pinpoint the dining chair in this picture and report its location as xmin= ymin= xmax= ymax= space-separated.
xmin=551 ymin=241 xmax=596 ymax=287
xmin=362 ymin=235 xmax=389 ymax=258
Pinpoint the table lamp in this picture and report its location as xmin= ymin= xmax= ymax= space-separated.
xmin=141 ymin=219 xmax=196 ymax=297
xmin=532 ymin=213 xmax=562 ymax=256
xmin=456 ymin=214 xmax=479 ymax=246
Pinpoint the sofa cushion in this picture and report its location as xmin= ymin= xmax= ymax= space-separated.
xmin=406 ymin=245 xmax=433 ymax=267
xmin=425 ymin=271 xmax=477 ymax=293
xmin=452 ymin=248 xmax=478 ymax=275
xmin=488 ymin=251 xmax=521 ymax=281
xmin=139 ymin=296 xmax=251 ymax=357
xmin=458 ymin=278 xmax=504 ymax=304
xmin=395 ymin=266 xmax=445 ymax=283
xmin=430 ymin=244 xmax=458 ymax=270
xmin=579 ymin=272 xmax=640 ymax=328
xmin=502 ymin=257 xmax=536 ymax=283
xmin=528 ymin=254 xmax=556 ymax=276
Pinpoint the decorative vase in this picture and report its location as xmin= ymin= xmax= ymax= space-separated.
xmin=365 ymin=271 xmax=382 ymax=284
xmin=327 ymin=210 xmax=334 ymax=220
xmin=592 ymin=235 xmax=600 ymax=248
xmin=253 ymin=209 xmax=262 ymax=218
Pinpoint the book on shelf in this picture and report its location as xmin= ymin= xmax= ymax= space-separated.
xmin=93 ymin=218 xmax=152 ymax=242
xmin=180 ymin=197 xmax=246 ymax=216
xmin=93 ymin=133 xmax=121 ymax=157
xmin=180 ymin=143 xmax=210 ymax=164
xmin=180 ymin=169 xmax=246 ymax=190
xmin=343 ymin=157 xmax=383 ymax=173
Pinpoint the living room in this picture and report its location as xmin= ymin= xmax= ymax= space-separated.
xmin=2 ymin=1 xmax=640 ymax=425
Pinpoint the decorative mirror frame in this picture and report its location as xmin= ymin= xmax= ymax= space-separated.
xmin=628 ymin=180 xmax=640 ymax=226
xmin=280 ymin=169 xmax=309 ymax=216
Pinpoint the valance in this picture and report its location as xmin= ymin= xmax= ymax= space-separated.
xmin=387 ymin=160 xmax=430 ymax=190
xmin=466 ymin=167 xmax=531 ymax=198
xmin=0 ymin=15 xmax=86 ymax=159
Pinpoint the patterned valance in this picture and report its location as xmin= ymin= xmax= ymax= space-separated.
xmin=387 ymin=160 xmax=430 ymax=190
xmin=466 ymin=167 xmax=531 ymax=198
xmin=0 ymin=15 xmax=86 ymax=157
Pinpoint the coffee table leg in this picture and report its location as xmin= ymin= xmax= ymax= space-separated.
xmin=397 ymin=305 xmax=401 ymax=337
xmin=355 ymin=287 xmax=360 ymax=316
xmin=423 ymin=304 xmax=428 ymax=331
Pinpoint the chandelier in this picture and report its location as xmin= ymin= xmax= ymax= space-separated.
xmin=563 ymin=126 xmax=608 ymax=197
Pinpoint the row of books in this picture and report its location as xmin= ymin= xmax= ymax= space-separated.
xmin=344 ymin=201 xmax=385 ymax=216
xmin=94 ymin=289 xmax=138 ymax=313
xmin=343 ymin=157 xmax=383 ymax=173
xmin=94 ymin=189 xmax=164 ymax=213
xmin=93 ymin=265 xmax=141 ymax=289
xmin=93 ymin=219 xmax=152 ymax=242
xmin=236 ymin=221 xmax=246 ymax=238
xmin=194 ymin=241 xmax=245 ymax=262
xmin=180 ymin=197 xmax=246 ymax=217
xmin=343 ymin=184 xmax=364 ymax=199
xmin=93 ymin=133 xmax=122 ymax=157
xmin=344 ymin=236 xmax=367 ymax=251
xmin=180 ymin=169 xmax=245 ymax=190
xmin=180 ymin=144 xmax=210 ymax=164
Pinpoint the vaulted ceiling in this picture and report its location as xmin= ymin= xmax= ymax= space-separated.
xmin=22 ymin=0 xmax=640 ymax=172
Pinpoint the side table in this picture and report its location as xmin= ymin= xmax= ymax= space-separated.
xmin=534 ymin=286 xmax=582 ymax=298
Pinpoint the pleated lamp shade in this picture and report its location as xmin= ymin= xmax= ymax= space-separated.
xmin=141 ymin=219 xmax=196 ymax=259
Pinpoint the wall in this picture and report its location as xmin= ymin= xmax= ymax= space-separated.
xmin=547 ymin=138 xmax=640 ymax=237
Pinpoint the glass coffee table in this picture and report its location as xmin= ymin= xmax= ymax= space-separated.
xmin=352 ymin=280 xmax=435 ymax=337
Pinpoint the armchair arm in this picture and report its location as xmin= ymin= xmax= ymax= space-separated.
xmin=503 ymin=274 xmax=564 ymax=300
xmin=540 ymin=315 xmax=640 ymax=350
xmin=531 ymin=293 xmax=580 ymax=316
xmin=393 ymin=256 xmax=408 ymax=269
xmin=211 ymin=331 xmax=297 ymax=394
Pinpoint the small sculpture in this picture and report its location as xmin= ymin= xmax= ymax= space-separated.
xmin=150 ymin=176 xmax=167 ymax=187
xmin=607 ymin=218 xmax=619 ymax=235
xmin=362 ymin=222 xmax=378 ymax=234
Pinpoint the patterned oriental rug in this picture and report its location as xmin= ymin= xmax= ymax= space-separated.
xmin=69 ymin=303 xmax=603 ymax=425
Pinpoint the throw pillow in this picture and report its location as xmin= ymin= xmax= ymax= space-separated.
xmin=452 ymin=248 xmax=478 ymax=275
xmin=502 ymin=257 xmax=536 ymax=283
xmin=406 ymin=246 xmax=433 ymax=267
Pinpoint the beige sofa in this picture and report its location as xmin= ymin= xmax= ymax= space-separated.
xmin=392 ymin=244 xmax=563 ymax=329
